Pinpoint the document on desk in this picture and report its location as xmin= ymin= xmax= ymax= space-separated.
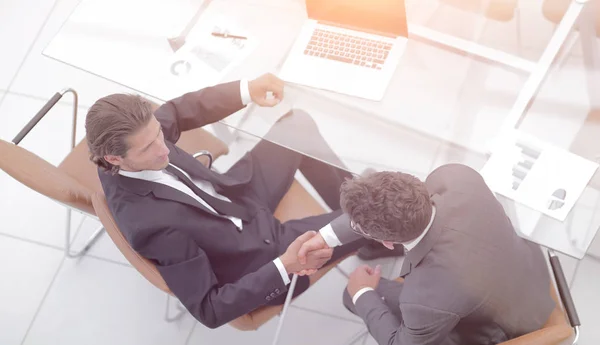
xmin=168 ymin=14 xmax=258 ymax=88
xmin=481 ymin=129 xmax=598 ymax=222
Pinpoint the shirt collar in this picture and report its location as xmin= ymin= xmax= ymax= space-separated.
xmin=118 ymin=168 xmax=165 ymax=182
xmin=402 ymin=206 xmax=436 ymax=251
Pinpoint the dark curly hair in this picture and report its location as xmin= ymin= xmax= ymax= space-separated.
xmin=340 ymin=171 xmax=432 ymax=243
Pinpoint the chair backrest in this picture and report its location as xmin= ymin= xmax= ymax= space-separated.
xmin=91 ymin=192 xmax=171 ymax=293
xmin=57 ymin=139 xmax=104 ymax=194
xmin=498 ymin=281 xmax=573 ymax=345
xmin=0 ymin=138 xmax=95 ymax=215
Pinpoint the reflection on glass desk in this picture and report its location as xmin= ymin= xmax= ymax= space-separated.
xmin=43 ymin=0 xmax=600 ymax=258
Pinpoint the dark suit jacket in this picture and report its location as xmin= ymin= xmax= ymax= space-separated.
xmin=99 ymin=81 xmax=292 ymax=328
xmin=331 ymin=164 xmax=555 ymax=345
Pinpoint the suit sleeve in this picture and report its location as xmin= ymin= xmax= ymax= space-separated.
xmin=329 ymin=213 xmax=363 ymax=245
xmin=154 ymin=81 xmax=245 ymax=143
xmin=355 ymin=292 xmax=460 ymax=345
xmin=134 ymin=227 xmax=287 ymax=329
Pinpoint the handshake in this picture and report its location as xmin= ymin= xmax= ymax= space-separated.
xmin=279 ymin=231 xmax=332 ymax=276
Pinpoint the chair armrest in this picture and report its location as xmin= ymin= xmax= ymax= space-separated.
xmin=13 ymin=89 xmax=78 ymax=149
xmin=499 ymin=325 xmax=573 ymax=345
xmin=193 ymin=150 xmax=213 ymax=169
xmin=548 ymin=250 xmax=581 ymax=343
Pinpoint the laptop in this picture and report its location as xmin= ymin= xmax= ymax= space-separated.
xmin=278 ymin=0 xmax=408 ymax=101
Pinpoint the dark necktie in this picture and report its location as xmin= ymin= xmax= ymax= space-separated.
xmin=165 ymin=164 xmax=250 ymax=221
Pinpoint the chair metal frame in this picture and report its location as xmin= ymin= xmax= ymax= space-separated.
xmin=11 ymin=88 xmax=105 ymax=258
xmin=9 ymin=89 xmax=315 ymax=344
xmin=547 ymin=249 xmax=581 ymax=345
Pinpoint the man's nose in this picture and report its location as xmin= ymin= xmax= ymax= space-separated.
xmin=159 ymin=142 xmax=170 ymax=156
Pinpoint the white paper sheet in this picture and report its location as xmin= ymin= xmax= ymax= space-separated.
xmin=481 ymin=129 xmax=599 ymax=222
xmin=168 ymin=14 xmax=258 ymax=88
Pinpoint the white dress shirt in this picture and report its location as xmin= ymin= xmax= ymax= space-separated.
xmin=118 ymin=80 xmax=292 ymax=286
xmin=318 ymin=207 xmax=437 ymax=304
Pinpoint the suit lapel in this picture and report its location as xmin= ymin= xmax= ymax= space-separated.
xmin=113 ymin=160 xmax=228 ymax=220
xmin=399 ymin=259 xmax=412 ymax=277
xmin=167 ymin=142 xmax=215 ymax=181
xmin=114 ymin=140 xmax=254 ymax=221
xmin=150 ymin=182 xmax=225 ymax=219
xmin=166 ymin=141 xmax=253 ymax=187
xmin=117 ymin=173 xmax=228 ymax=220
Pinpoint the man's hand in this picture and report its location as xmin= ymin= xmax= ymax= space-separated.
xmin=248 ymin=73 xmax=284 ymax=107
xmin=297 ymin=232 xmax=329 ymax=265
xmin=280 ymin=231 xmax=333 ymax=275
xmin=347 ymin=265 xmax=382 ymax=298
xmin=296 ymin=233 xmax=330 ymax=276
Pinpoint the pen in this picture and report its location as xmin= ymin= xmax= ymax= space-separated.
xmin=211 ymin=32 xmax=247 ymax=40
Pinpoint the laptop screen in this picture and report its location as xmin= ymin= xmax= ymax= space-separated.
xmin=306 ymin=0 xmax=408 ymax=37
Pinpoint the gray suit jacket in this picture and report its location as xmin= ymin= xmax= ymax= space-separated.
xmin=331 ymin=164 xmax=554 ymax=345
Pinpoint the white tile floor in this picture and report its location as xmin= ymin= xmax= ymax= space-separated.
xmin=1 ymin=0 xmax=600 ymax=344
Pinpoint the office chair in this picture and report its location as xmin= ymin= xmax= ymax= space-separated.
xmin=92 ymin=163 xmax=350 ymax=344
xmin=0 ymin=88 xmax=229 ymax=258
xmin=498 ymin=250 xmax=580 ymax=345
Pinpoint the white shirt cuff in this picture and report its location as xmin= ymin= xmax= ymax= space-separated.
xmin=319 ymin=224 xmax=342 ymax=248
xmin=352 ymin=287 xmax=375 ymax=305
xmin=240 ymin=79 xmax=252 ymax=105
xmin=273 ymin=258 xmax=291 ymax=285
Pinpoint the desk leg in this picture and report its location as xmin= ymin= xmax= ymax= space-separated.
xmin=168 ymin=0 xmax=214 ymax=52
xmin=451 ymin=0 xmax=494 ymax=147
xmin=560 ymin=2 xmax=600 ymax=168
xmin=498 ymin=0 xmax=587 ymax=136
xmin=579 ymin=0 xmax=600 ymax=109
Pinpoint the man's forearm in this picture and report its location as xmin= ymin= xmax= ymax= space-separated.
xmin=319 ymin=224 xmax=342 ymax=247
xmin=327 ymin=214 xmax=364 ymax=245
xmin=273 ymin=257 xmax=291 ymax=285
xmin=187 ymin=262 xmax=288 ymax=329
xmin=354 ymin=292 xmax=402 ymax=344
xmin=355 ymin=293 xmax=461 ymax=344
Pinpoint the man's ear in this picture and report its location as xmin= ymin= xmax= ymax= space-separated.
xmin=381 ymin=241 xmax=395 ymax=250
xmin=104 ymin=154 xmax=123 ymax=166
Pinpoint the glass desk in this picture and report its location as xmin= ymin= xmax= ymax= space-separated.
xmin=43 ymin=0 xmax=600 ymax=259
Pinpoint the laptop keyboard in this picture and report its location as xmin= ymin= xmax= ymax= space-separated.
xmin=304 ymin=28 xmax=392 ymax=69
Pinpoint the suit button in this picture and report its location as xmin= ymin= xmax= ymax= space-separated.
xmin=270 ymin=292 xmax=276 ymax=298
xmin=266 ymin=296 xmax=272 ymax=301
xmin=264 ymin=239 xmax=271 ymax=244
xmin=275 ymin=288 xmax=280 ymax=294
